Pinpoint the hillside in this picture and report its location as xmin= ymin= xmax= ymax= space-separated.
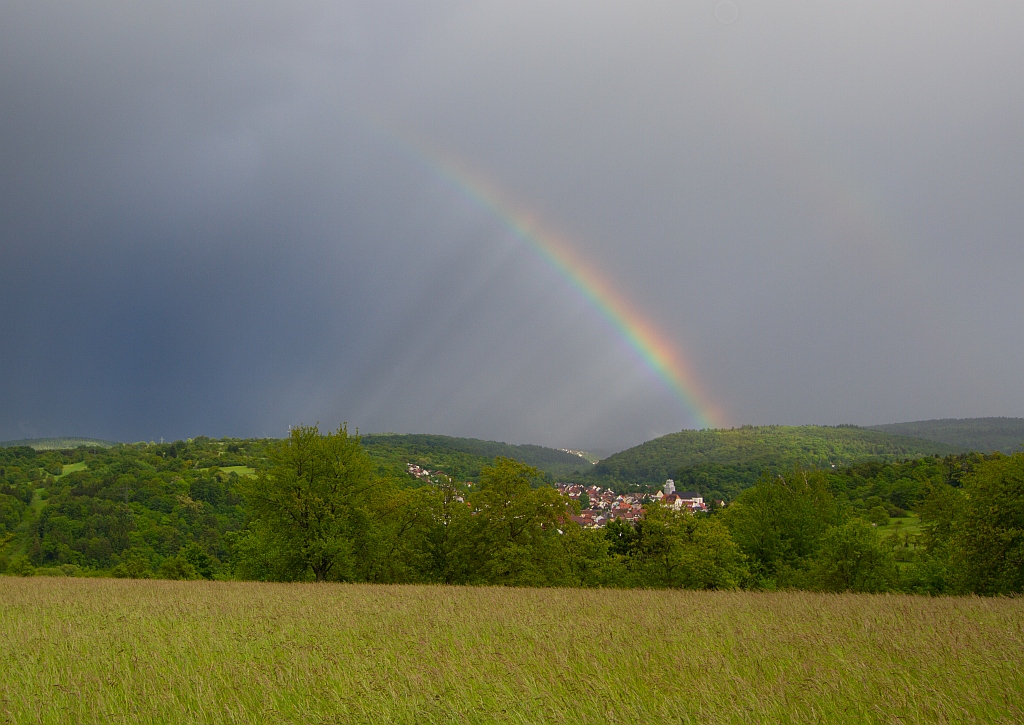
xmin=586 ymin=425 xmax=963 ymax=500
xmin=0 ymin=438 xmax=274 ymax=577
xmin=867 ymin=417 xmax=1024 ymax=454
xmin=361 ymin=433 xmax=593 ymax=480
xmin=0 ymin=437 xmax=118 ymax=450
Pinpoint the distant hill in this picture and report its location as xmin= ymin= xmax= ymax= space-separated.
xmin=866 ymin=418 xmax=1024 ymax=454
xmin=585 ymin=425 xmax=963 ymax=499
xmin=361 ymin=433 xmax=594 ymax=481
xmin=0 ymin=437 xmax=119 ymax=450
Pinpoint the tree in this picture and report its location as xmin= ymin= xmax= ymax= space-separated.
xmin=420 ymin=475 xmax=476 ymax=584
xmin=159 ymin=555 xmax=200 ymax=580
xmin=865 ymin=506 xmax=890 ymax=526
xmin=620 ymin=502 xmax=747 ymax=589
xmin=111 ymin=549 xmax=152 ymax=579
xmin=464 ymin=458 xmax=574 ymax=586
xmin=950 ymin=454 xmax=1024 ymax=595
xmin=236 ymin=425 xmax=374 ymax=582
xmin=561 ymin=524 xmax=624 ymax=587
xmin=809 ymin=519 xmax=896 ymax=592
xmin=354 ymin=483 xmax=436 ymax=584
xmin=722 ymin=469 xmax=845 ymax=587
xmin=180 ymin=542 xmax=214 ymax=579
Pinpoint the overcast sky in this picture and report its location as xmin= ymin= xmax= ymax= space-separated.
xmin=1 ymin=1 xmax=1022 ymax=451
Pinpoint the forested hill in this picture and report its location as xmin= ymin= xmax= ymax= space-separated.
xmin=586 ymin=425 xmax=962 ymax=500
xmin=360 ymin=434 xmax=593 ymax=480
xmin=0 ymin=437 xmax=118 ymax=450
xmin=866 ymin=418 xmax=1024 ymax=454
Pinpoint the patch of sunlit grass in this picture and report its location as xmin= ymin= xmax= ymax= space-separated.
xmin=216 ymin=465 xmax=256 ymax=477
xmin=58 ymin=462 xmax=89 ymax=477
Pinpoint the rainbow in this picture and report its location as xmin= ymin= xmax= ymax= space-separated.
xmin=376 ymin=125 xmax=723 ymax=429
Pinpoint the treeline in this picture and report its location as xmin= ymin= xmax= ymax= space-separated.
xmin=1 ymin=429 xmax=1021 ymax=595
xmin=720 ymin=454 xmax=1023 ymax=594
xmin=226 ymin=428 xmax=1021 ymax=593
xmin=867 ymin=417 xmax=1024 ymax=454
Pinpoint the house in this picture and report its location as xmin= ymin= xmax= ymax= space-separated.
xmin=662 ymin=493 xmax=683 ymax=510
xmin=661 ymin=491 xmax=708 ymax=513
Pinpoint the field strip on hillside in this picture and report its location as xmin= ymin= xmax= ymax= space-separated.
xmin=59 ymin=461 xmax=88 ymax=477
xmin=215 ymin=465 xmax=257 ymax=477
xmin=1 ymin=579 xmax=1022 ymax=724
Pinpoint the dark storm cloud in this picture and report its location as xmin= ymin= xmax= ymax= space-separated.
xmin=1 ymin=1 xmax=1022 ymax=449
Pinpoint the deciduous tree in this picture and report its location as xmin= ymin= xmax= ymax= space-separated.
xmin=236 ymin=425 xmax=374 ymax=582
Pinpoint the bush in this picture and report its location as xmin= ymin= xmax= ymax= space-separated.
xmin=7 ymin=556 xmax=35 ymax=577
xmin=159 ymin=556 xmax=199 ymax=580
xmin=886 ymin=504 xmax=908 ymax=518
xmin=866 ymin=506 xmax=890 ymax=526
xmin=112 ymin=550 xmax=152 ymax=579
xmin=951 ymin=454 xmax=1024 ymax=594
xmin=180 ymin=542 xmax=214 ymax=580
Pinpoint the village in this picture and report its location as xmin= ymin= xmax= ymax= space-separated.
xmin=556 ymin=479 xmax=712 ymax=528
xmin=407 ymin=463 xmax=713 ymax=529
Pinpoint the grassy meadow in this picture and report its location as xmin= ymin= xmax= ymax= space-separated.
xmin=1 ymin=579 xmax=1022 ymax=724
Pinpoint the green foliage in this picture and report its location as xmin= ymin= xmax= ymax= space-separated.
xmin=159 ymin=555 xmax=200 ymax=580
xmin=111 ymin=549 xmax=153 ymax=579
xmin=236 ymin=425 xmax=375 ymax=582
xmin=234 ymin=450 xmax=578 ymax=587
xmin=3 ymin=433 xmax=1022 ymax=597
xmin=865 ymin=505 xmax=890 ymax=525
xmin=721 ymin=470 xmax=846 ymax=587
xmin=809 ymin=519 xmax=897 ymax=592
xmin=7 ymin=556 xmax=34 ymax=576
xmin=461 ymin=458 xmax=573 ymax=586
xmin=1 ymin=437 xmax=261 ymax=578
xmin=180 ymin=541 xmax=214 ymax=579
xmin=0 ymin=494 xmax=27 ymax=534
xmin=612 ymin=502 xmax=747 ymax=589
xmin=949 ymin=454 xmax=1024 ymax=594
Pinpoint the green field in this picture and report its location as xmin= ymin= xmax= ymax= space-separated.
xmin=883 ymin=514 xmax=923 ymax=535
xmin=59 ymin=461 xmax=88 ymax=476
xmin=216 ymin=465 xmax=256 ymax=477
xmin=1 ymin=579 xmax=1021 ymax=724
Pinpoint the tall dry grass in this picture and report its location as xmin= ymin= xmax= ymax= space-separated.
xmin=0 ymin=578 xmax=1021 ymax=724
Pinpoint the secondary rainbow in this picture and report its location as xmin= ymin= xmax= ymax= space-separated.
xmin=383 ymin=128 xmax=722 ymax=429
